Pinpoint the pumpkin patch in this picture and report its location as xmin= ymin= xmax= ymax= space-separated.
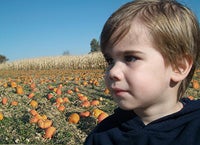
xmin=0 ymin=65 xmax=199 ymax=144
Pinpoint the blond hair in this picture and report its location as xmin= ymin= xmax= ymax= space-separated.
xmin=100 ymin=0 xmax=200 ymax=99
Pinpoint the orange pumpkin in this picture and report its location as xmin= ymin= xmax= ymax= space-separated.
xmin=193 ymin=80 xmax=199 ymax=89
xmin=97 ymin=112 xmax=109 ymax=123
xmin=74 ymin=87 xmax=79 ymax=92
xmin=41 ymin=114 xmax=48 ymax=120
xmin=30 ymin=82 xmax=36 ymax=89
xmin=28 ymin=92 xmax=35 ymax=99
xmin=58 ymin=105 xmax=65 ymax=112
xmin=38 ymin=119 xmax=53 ymax=129
xmin=16 ymin=85 xmax=24 ymax=95
xmin=0 ymin=112 xmax=3 ymax=121
xmin=29 ymin=109 xmax=38 ymax=116
xmin=68 ymin=113 xmax=80 ymax=124
xmin=43 ymin=126 xmax=56 ymax=139
xmin=67 ymin=89 xmax=73 ymax=95
xmin=3 ymin=83 xmax=8 ymax=88
xmin=79 ymin=111 xmax=90 ymax=117
xmin=78 ymin=94 xmax=88 ymax=101
xmin=81 ymin=100 xmax=90 ymax=108
xmin=56 ymin=88 xmax=62 ymax=95
xmin=63 ymin=97 xmax=70 ymax=103
xmin=92 ymin=108 xmax=104 ymax=118
xmin=90 ymin=100 xmax=100 ymax=106
xmin=30 ymin=100 xmax=38 ymax=108
xmin=35 ymin=114 xmax=43 ymax=120
xmin=2 ymin=97 xmax=7 ymax=105
xmin=82 ymin=81 xmax=88 ymax=86
xmin=11 ymin=81 xmax=17 ymax=88
xmin=104 ymin=88 xmax=110 ymax=94
xmin=47 ymin=93 xmax=53 ymax=100
xmin=188 ymin=95 xmax=195 ymax=100
xmin=11 ymin=101 xmax=18 ymax=106
xmin=56 ymin=97 xmax=63 ymax=104
xmin=29 ymin=116 xmax=39 ymax=123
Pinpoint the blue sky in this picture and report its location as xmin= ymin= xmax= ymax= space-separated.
xmin=0 ymin=0 xmax=199 ymax=62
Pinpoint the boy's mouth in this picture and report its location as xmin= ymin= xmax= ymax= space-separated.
xmin=112 ymin=88 xmax=128 ymax=96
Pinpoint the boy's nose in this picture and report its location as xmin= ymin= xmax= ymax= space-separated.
xmin=108 ymin=63 xmax=123 ymax=81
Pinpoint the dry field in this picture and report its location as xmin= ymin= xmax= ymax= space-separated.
xmin=0 ymin=52 xmax=199 ymax=144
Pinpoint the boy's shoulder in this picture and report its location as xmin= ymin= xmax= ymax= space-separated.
xmin=92 ymin=108 xmax=136 ymax=133
xmin=92 ymin=98 xmax=200 ymax=133
xmin=84 ymin=99 xmax=200 ymax=145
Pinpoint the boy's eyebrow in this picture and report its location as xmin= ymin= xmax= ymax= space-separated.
xmin=103 ymin=50 xmax=144 ymax=58
xmin=123 ymin=50 xmax=144 ymax=55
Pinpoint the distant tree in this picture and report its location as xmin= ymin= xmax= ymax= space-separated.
xmin=63 ymin=50 xmax=70 ymax=56
xmin=0 ymin=54 xmax=8 ymax=63
xmin=90 ymin=38 xmax=100 ymax=53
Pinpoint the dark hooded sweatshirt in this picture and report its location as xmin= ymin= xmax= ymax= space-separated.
xmin=84 ymin=98 xmax=200 ymax=145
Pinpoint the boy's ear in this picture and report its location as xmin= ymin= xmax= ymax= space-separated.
xmin=171 ymin=55 xmax=193 ymax=82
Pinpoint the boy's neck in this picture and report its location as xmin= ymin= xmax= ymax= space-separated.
xmin=134 ymin=101 xmax=183 ymax=125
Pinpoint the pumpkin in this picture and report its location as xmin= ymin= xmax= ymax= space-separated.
xmin=47 ymin=93 xmax=53 ymax=100
xmin=82 ymin=81 xmax=88 ymax=86
xmin=56 ymin=97 xmax=63 ymax=104
xmin=58 ymin=105 xmax=65 ymax=111
xmin=29 ymin=109 xmax=38 ymax=116
xmin=63 ymin=97 xmax=70 ymax=103
xmin=35 ymin=114 xmax=43 ymax=120
xmin=74 ymin=87 xmax=79 ymax=92
xmin=30 ymin=82 xmax=36 ymax=89
xmin=16 ymin=85 xmax=24 ymax=95
xmin=43 ymin=126 xmax=56 ymax=139
xmin=3 ymin=83 xmax=8 ymax=88
xmin=41 ymin=114 xmax=48 ymax=120
xmin=11 ymin=101 xmax=18 ymax=106
xmin=104 ymin=88 xmax=110 ymax=94
xmin=29 ymin=116 xmax=39 ymax=123
xmin=38 ymin=119 xmax=53 ymax=129
xmin=79 ymin=111 xmax=90 ymax=117
xmin=78 ymin=94 xmax=88 ymax=101
xmin=93 ymin=80 xmax=99 ymax=86
xmin=81 ymin=100 xmax=90 ymax=108
xmin=0 ymin=112 xmax=3 ymax=121
xmin=90 ymin=100 xmax=100 ymax=106
xmin=30 ymin=100 xmax=38 ymax=108
xmin=67 ymin=89 xmax=73 ymax=95
xmin=11 ymin=81 xmax=17 ymax=88
xmin=68 ymin=113 xmax=80 ymax=124
xmin=2 ymin=97 xmax=7 ymax=105
xmin=92 ymin=108 xmax=104 ymax=118
xmin=193 ymin=80 xmax=199 ymax=89
xmin=56 ymin=88 xmax=62 ymax=95
xmin=58 ymin=84 xmax=63 ymax=89
xmin=97 ymin=112 xmax=109 ymax=123
xmin=188 ymin=95 xmax=195 ymax=100
xmin=28 ymin=92 xmax=35 ymax=99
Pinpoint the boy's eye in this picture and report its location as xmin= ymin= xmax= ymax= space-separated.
xmin=124 ymin=55 xmax=137 ymax=62
xmin=105 ymin=58 xmax=114 ymax=65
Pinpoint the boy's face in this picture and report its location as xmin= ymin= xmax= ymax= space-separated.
xmin=104 ymin=19 xmax=176 ymax=111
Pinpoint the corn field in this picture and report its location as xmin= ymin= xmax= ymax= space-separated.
xmin=0 ymin=52 xmax=107 ymax=70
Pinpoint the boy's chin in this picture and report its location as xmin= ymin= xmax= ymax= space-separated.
xmin=118 ymin=103 xmax=135 ymax=111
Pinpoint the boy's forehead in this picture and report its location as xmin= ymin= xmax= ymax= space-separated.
xmin=103 ymin=20 xmax=154 ymax=55
xmin=116 ymin=20 xmax=152 ymax=48
xmin=129 ymin=19 xmax=151 ymax=40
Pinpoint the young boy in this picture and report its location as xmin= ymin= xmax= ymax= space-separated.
xmin=84 ymin=0 xmax=200 ymax=145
